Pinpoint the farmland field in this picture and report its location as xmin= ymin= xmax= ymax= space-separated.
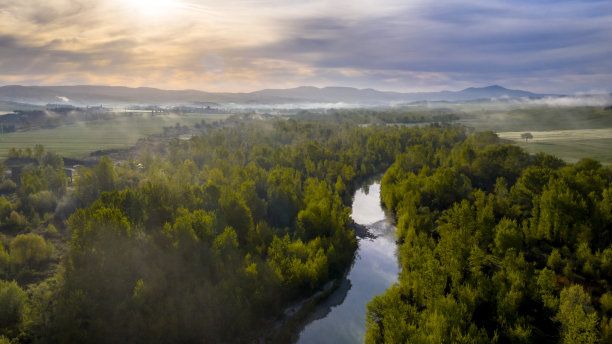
xmin=498 ymin=128 xmax=612 ymax=164
xmin=459 ymin=106 xmax=612 ymax=132
xmin=0 ymin=113 xmax=229 ymax=158
xmin=452 ymin=105 xmax=612 ymax=165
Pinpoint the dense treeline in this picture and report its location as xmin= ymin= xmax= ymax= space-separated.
xmin=367 ymin=132 xmax=612 ymax=343
xmin=294 ymin=108 xmax=459 ymax=125
xmin=0 ymin=118 xmax=469 ymax=343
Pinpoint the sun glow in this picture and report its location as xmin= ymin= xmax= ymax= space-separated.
xmin=125 ymin=0 xmax=178 ymax=18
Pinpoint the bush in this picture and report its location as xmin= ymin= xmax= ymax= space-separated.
xmin=4 ymin=211 xmax=27 ymax=232
xmin=601 ymin=293 xmax=612 ymax=314
xmin=9 ymin=233 xmax=54 ymax=268
xmin=0 ymin=179 xmax=17 ymax=195
xmin=0 ymin=243 xmax=9 ymax=275
xmin=0 ymin=197 xmax=11 ymax=219
xmin=0 ymin=280 xmax=28 ymax=337
xmin=45 ymin=223 xmax=60 ymax=238
xmin=27 ymin=190 xmax=57 ymax=215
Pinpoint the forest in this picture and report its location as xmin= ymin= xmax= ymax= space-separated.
xmin=0 ymin=110 xmax=610 ymax=343
xmin=367 ymin=131 xmax=612 ymax=343
xmin=0 ymin=114 xmax=448 ymax=343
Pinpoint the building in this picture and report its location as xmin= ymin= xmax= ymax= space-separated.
xmin=3 ymin=157 xmax=38 ymax=184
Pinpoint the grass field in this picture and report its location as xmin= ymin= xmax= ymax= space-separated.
xmin=449 ymin=105 xmax=612 ymax=165
xmin=0 ymin=113 xmax=229 ymax=159
xmin=498 ymin=129 xmax=612 ymax=165
xmin=458 ymin=106 xmax=612 ymax=132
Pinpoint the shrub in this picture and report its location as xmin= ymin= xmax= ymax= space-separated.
xmin=9 ymin=233 xmax=54 ymax=268
xmin=27 ymin=190 xmax=57 ymax=215
xmin=4 ymin=211 xmax=27 ymax=232
xmin=601 ymin=293 xmax=612 ymax=314
xmin=0 ymin=179 xmax=17 ymax=194
xmin=0 ymin=280 xmax=28 ymax=337
xmin=0 ymin=243 xmax=9 ymax=275
xmin=45 ymin=223 xmax=60 ymax=237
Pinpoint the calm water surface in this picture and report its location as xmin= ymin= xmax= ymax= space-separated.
xmin=295 ymin=182 xmax=399 ymax=344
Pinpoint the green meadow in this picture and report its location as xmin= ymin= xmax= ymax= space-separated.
xmin=498 ymin=129 xmax=612 ymax=164
xmin=459 ymin=105 xmax=612 ymax=132
xmin=0 ymin=113 xmax=229 ymax=158
xmin=514 ymin=139 xmax=612 ymax=164
xmin=454 ymin=105 xmax=612 ymax=165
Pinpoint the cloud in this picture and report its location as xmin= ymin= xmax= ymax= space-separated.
xmin=244 ymin=2 xmax=611 ymax=73
xmin=533 ymin=94 xmax=612 ymax=107
xmin=0 ymin=0 xmax=610 ymax=93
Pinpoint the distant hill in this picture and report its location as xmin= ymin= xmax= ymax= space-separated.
xmin=448 ymin=85 xmax=542 ymax=100
xmin=252 ymin=85 xmax=549 ymax=103
xmin=0 ymin=84 xmax=555 ymax=107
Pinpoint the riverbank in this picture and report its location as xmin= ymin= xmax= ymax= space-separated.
xmin=255 ymin=181 xmax=398 ymax=344
xmin=257 ymin=225 xmax=362 ymax=343
xmin=295 ymin=182 xmax=399 ymax=343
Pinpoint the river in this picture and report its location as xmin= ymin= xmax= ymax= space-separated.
xmin=295 ymin=182 xmax=399 ymax=343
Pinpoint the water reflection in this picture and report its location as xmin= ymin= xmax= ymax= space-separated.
xmin=295 ymin=182 xmax=399 ymax=344
xmin=350 ymin=183 xmax=386 ymax=225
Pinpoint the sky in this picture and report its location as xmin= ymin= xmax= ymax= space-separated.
xmin=0 ymin=0 xmax=611 ymax=93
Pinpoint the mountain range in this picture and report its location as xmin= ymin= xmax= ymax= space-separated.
xmin=0 ymin=84 xmax=554 ymax=107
